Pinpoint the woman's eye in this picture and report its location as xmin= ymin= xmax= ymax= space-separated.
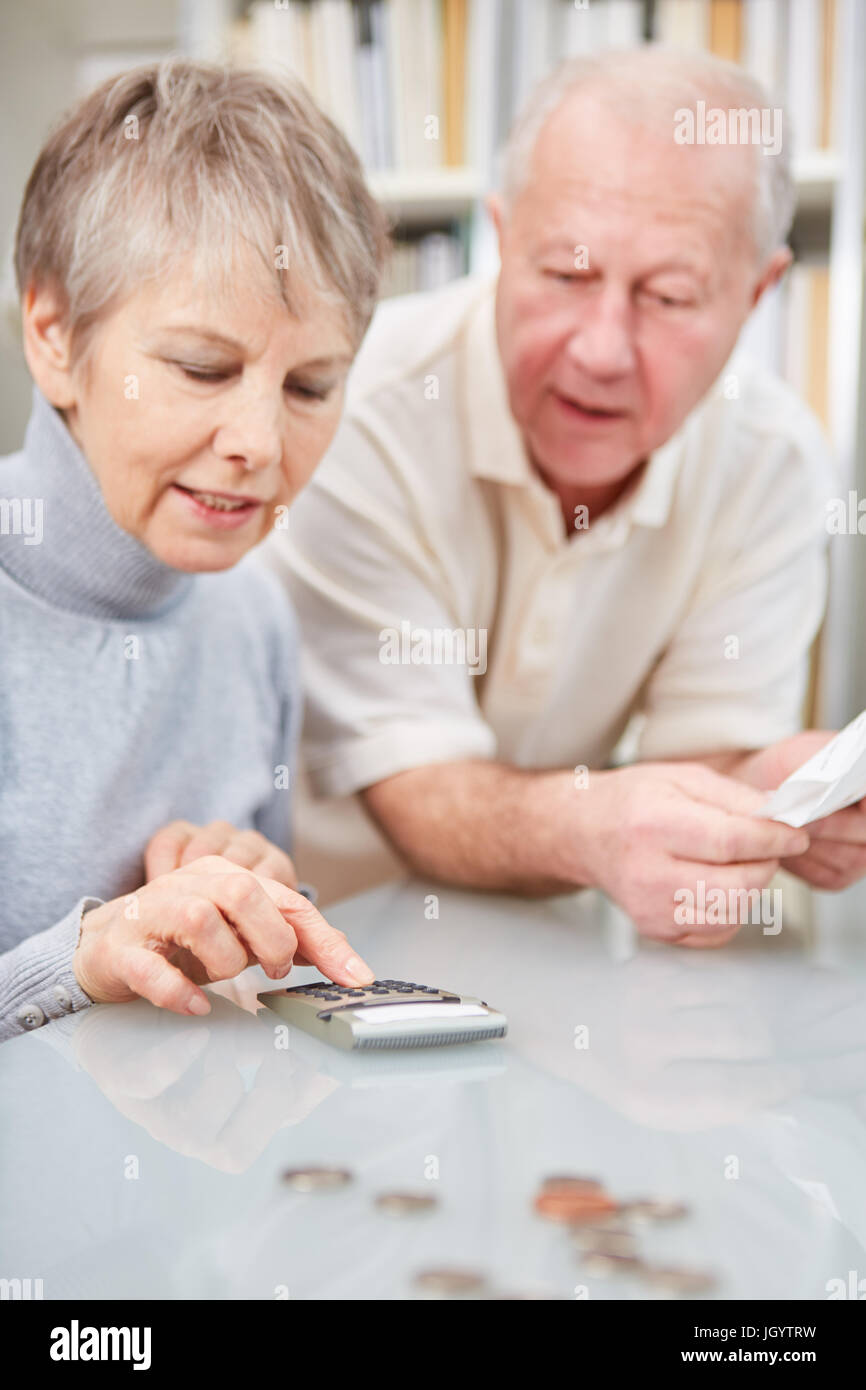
xmin=286 ymin=381 xmax=333 ymax=402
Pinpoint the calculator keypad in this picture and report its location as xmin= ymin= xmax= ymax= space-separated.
xmin=280 ymin=979 xmax=461 ymax=1015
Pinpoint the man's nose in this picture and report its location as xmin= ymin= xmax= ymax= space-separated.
xmin=212 ymin=396 xmax=283 ymax=473
xmin=565 ymin=290 xmax=636 ymax=378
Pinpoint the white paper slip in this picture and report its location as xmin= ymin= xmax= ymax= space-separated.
xmin=756 ymin=710 xmax=866 ymax=828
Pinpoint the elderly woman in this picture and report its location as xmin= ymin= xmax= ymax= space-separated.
xmin=0 ymin=60 xmax=388 ymax=1042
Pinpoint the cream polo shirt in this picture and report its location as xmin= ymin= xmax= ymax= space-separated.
xmin=261 ymin=275 xmax=835 ymax=900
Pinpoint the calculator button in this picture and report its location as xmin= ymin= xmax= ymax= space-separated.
xmin=346 ymin=989 xmax=365 ymax=997
xmin=371 ymin=987 xmax=389 ymax=994
xmin=323 ymin=992 xmax=342 ymax=1001
xmin=396 ymin=987 xmax=415 ymax=993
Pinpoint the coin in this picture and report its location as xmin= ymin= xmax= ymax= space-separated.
xmin=485 ymin=1290 xmax=565 ymax=1300
xmin=580 ymin=1250 xmax=646 ymax=1277
xmin=540 ymin=1176 xmax=605 ymax=1196
xmin=375 ymin=1192 xmax=438 ymax=1215
xmin=558 ymin=1206 xmax=627 ymax=1229
xmin=534 ymin=1191 xmax=619 ymax=1224
xmin=413 ymin=1268 xmax=488 ymax=1296
xmin=621 ymin=1198 xmax=690 ymax=1223
xmin=570 ymin=1227 xmax=638 ymax=1256
xmin=281 ymin=1167 xmax=353 ymax=1191
xmin=642 ymin=1265 xmax=717 ymax=1295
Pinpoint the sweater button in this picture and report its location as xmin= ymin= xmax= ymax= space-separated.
xmin=53 ymin=985 xmax=73 ymax=1012
xmin=17 ymin=1003 xmax=45 ymax=1030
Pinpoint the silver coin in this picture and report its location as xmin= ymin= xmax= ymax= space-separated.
xmin=485 ymin=1290 xmax=565 ymax=1300
xmin=281 ymin=1166 xmax=353 ymax=1191
xmin=413 ymin=1268 xmax=488 ymax=1296
xmin=621 ymin=1198 xmax=690 ymax=1222
xmin=642 ymin=1264 xmax=717 ymax=1295
xmin=570 ymin=1228 xmax=638 ymax=1256
xmin=580 ymin=1251 xmax=646 ymax=1278
xmin=375 ymin=1191 xmax=438 ymax=1215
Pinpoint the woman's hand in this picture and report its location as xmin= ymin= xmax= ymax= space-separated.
xmin=72 ymin=855 xmax=374 ymax=1015
xmin=145 ymin=819 xmax=298 ymax=890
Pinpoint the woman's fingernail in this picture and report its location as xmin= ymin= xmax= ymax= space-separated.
xmin=344 ymin=956 xmax=375 ymax=984
xmin=187 ymin=994 xmax=211 ymax=1015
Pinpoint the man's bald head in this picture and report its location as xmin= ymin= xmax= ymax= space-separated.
xmin=487 ymin=46 xmax=795 ymax=518
xmin=500 ymin=46 xmax=794 ymax=268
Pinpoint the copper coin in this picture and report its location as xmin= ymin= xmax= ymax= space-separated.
xmin=540 ymin=1176 xmax=605 ymax=1196
xmin=563 ymin=1208 xmax=630 ymax=1229
xmin=534 ymin=1192 xmax=619 ymax=1223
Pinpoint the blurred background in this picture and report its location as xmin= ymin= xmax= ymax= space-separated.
xmin=0 ymin=0 xmax=864 ymax=733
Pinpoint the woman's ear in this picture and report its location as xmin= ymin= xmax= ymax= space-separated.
xmin=21 ymin=281 xmax=77 ymax=408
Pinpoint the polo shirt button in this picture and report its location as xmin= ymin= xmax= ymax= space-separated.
xmin=17 ymin=1003 xmax=45 ymax=1030
xmin=53 ymin=985 xmax=73 ymax=1012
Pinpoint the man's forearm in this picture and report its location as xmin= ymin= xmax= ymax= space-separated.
xmin=362 ymin=760 xmax=587 ymax=895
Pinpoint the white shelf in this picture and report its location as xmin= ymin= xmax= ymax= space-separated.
xmin=793 ymin=149 xmax=843 ymax=212
xmin=366 ymin=151 xmax=840 ymax=225
xmin=367 ymin=166 xmax=482 ymax=223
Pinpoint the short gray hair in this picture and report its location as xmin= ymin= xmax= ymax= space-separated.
xmin=500 ymin=46 xmax=795 ymax=265
xmin=15 ymin=58 xmax=390 ymax=363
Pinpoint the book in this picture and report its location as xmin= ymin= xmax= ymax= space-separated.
xmin=443 ymin=0 xmax=468 ymax=165
xmin=653 ymin=0 xmax=711 ymax=49
xmin=708 ymin=0 xmax=743 ymax=62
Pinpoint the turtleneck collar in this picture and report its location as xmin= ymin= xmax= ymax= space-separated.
xmin=0 ymin=385 xmax=193 ymax=620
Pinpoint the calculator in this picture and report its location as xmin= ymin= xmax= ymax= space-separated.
xmin=257 ymin=977 xmax=508 ymax=1051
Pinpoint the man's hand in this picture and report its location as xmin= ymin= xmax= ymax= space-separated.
xmin=732 ymin=732 xmax=866 ymax=892
xmin=364 ymin=757 xmax=810 ymax=946
xmin=566 ymin=761 xmax=811 ymax=946
xmin=73 ymin=855 xmax=374 ymax=1014
xmin=145 ymin=820 xmax=298 ymax=890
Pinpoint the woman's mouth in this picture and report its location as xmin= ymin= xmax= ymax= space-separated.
xmin=171 ymin=483 xmax=264 ymax=529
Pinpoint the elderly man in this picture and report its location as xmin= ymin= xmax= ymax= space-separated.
xmin=263 ymin=47 xmax=866 ymax=944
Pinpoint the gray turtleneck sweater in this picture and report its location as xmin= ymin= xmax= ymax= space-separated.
xmin=0 ymin=387 xmax=301 ymax=1043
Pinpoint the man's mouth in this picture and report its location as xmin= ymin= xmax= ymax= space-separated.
xmin=553 ymin=392 xmax=628 ymax=421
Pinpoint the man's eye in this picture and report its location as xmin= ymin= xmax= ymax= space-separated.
xmin=642 ymin=289 xmax=693 ymax=309
xmin=176 ymin=363 xmax=230 ymax=382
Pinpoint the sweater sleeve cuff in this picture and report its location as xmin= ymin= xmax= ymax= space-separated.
xmin=0 ymin=898 xmax=102 ymax=1044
